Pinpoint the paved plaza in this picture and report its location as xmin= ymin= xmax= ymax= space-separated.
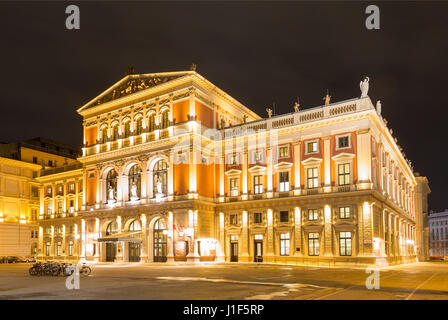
xmin=0 ymin=262 xmax=447 ymax=300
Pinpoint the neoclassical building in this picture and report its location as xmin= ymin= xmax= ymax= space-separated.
xmin=36 ymin=69 xmax=430 ymax=266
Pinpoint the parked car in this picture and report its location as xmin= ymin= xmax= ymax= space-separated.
xmin=0 ymin=256 xmax=23 ymax=263
xmin=24 ymin=256 xmax=36 ymax=263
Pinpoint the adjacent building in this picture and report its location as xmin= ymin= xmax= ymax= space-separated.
xmin=36 ymin=70 xmax=430 ymax=266
xmin=429 ymin=209 xmax=448 ymax=258
xmin=0 ymin=138 xmax=80 ymax=257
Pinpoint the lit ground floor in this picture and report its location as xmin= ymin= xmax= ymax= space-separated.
xmin=0 ymin=223 xmax=38 ymax=257
xmin=36 ymin=194 xmax=421 ymax=267
xmin=0 ymin=262 xmax=447 ymax=300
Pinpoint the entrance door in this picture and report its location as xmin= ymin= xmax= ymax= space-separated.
xmin=153 ymin=219 xmax=167 ymax=262
xmin=129 ymin=242 xmax=141 ymax=262
xmin=254 ymin=240 xmax=263 ymax=262
xmin=230 ymin=242 xmax=238 ymax=262
xmin=106 ymin=243 xmax=116 ymax=262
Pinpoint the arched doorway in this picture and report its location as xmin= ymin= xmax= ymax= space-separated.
xmin=106 ymin=221 xmax=118 ymax=262
xmin=128 ymin=220 xmax=141 ymax=262
xmin=153 ymin=218 xmax=167 ymax=262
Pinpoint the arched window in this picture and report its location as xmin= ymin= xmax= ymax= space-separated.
xmin=153 ymin=160 xmax=168 ymax=196
xmin=161 ymin=110 xmax=169 ymax=129
xmin=106 ymin=221 xmax=118 ymax=235
xmin=129 ymin=220 xmax=141 ymax=231
xmin=123 ymin=121 xmax=131 ymax=138
xmin=135 ymin=118 xmax=143 ymax=135
xmin=128 ymin=164 xmax=142 ymax=199
xmin=101 ymin=127 xmax=108 ymax=143
xmin=106 ymin=169 xmax=118 ymax=200
xmin=111 ymin=124 xmax=119 ymax=140
xmin=154 ymin=218 xmax=166 ymax=230
xmin=148 ymin=114 xmax=155 ymax=132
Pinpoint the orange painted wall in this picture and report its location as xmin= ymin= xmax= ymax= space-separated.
xmin=197 ymin=163 xmax=214 ymax=198
xmin=174 ymin=163 xmax=189 ymax=195
xmin=195 ymin=101 xmax=214 ymax=129
xmin=85 ymin=126 xmax=98 ymax=147
xmin=173 ymin=100 xmax=190 ymax=124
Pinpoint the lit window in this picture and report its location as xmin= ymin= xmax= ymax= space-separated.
xmin=307 ymin=167 xmax=319 ymax=189
xmin=337 ymin=136 xmax=350 ymax=149
xmin=57 ymin=201 xmax=63 ymax=214
xmin=279 ymin=171 xmax=289 ymax=192
xmin=307 ymin=141 xmax=318 ymax=154
xmin=69 ymin=200 xmax=75 ymax=213
xmin=308 ymin=209 xmax=319 ymax=221
xmin=279 ymin=146 xmax=289 ymax=158
xmin=339 ymin=232 xmax=352 ymax=256
xmin=279 ymin=211 xmax=289 ymax=223
xmin=254 ymin=150 xmax=263 ymax=162
xmin=45 ymin=242 xmax=51 ymax=256
xmin=230 ymin=178 xmax=239 ymax=196
xmin=230 ymin=214 xmax=238 ymax=225
xmin=68 ymin=241 xmax=73 ymax=256
xmin=338 ymin=163 xmax=350 ymax=186
xmin=339 ymin=207 xmax=350 ymax=219
xmin=280 ymin=233 xmax=290 ymax=256
xmin=57 ymin=185 xmax=63 ymax=193
xmin=46 ymin=186 xmax=52 ymax=196
xmin=253 ymin=175 xmax=263 ymax=194
xmin=308 ymin=233 xmax=320 ymax=256
xmin=69 ymin=183 xmax=75 ymax=193
xmin=229 ymin=154 xmax=238 ymax=165
xmin=46 ymin=203 xmax=51 ymax=216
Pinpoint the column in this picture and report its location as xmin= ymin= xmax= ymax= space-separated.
xmin=293 ymin=142 xmax=301 ymax=194
xmin=217 ymin=212 xmax=225 ymax=262
xmin=266 ymin=209 xmax=274 ymax=260
xmin=356 ymin=128 xmax=372 ymax=188
xmin=167 ymin=212 xmax=174 ymax=263
xmin=323 ymin=205 xmax=333 ymax=256
xmin=323 ymin=136 xmax=331 ymax=192
xmin=186 ymin=210 xmax=199 ymax=262
xmin=140 ymin=214 xmax=148 ymax=262
xmin=293 ymin=207 xmax=302 ymax=256
xmin=240 ymin=211 xmax=249 ymax=262
xmin=242 ymin=149 xmax=248 ymax=199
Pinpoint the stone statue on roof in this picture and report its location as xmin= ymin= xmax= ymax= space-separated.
xmin=294 ymin=100 xmax=300 ymax=112
xmin=376 ymin=100 xmax=381 ymax=115
xmin=360 ymin=76 xmax=370 ymax=97
xmin=323 ymin=91 xmax=331 ymax=106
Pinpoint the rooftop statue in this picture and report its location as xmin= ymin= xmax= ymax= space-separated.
xmin=294 ymin=100 xmax=300 ymax=112
xmin=266 ymin=108 xmax=272 ymax=118
xmin=323 ymin=91 xmax=331 ymax=106
xmin=376 ymin=100 xmax=382 ymax=115
xmin=360 ymin=76 xmax=370 ymax=97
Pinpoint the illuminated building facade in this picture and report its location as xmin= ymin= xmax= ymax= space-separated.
xmin=429 ymin=210 xmax=448 ymax=258
xmin=37 ymin=70 xmax=430 ymax=266
xmin=0 ymin=138 xmax=79 ymax=257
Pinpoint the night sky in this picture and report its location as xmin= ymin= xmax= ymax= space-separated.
xmin=0 ymin=1 xmax=446 ymax=210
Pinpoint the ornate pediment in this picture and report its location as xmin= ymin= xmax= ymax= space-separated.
xmin=79 ymin=71 xmax=193 ymax=112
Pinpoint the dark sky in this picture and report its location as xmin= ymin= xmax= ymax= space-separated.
xmin=0 ymin=1 xmax=446 ymax=210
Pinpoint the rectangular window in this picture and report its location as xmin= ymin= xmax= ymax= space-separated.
xmin=230 ymin=178 xmax=239 ymax=196
xmin=45 ymin=242 xmax=51 ymax=256
xmin=307 ymin=167 xmax=319 ymax=189
xmin=69 ymin=200 xmax=75 ymax=213
xmin=48 ymin=160 xmax=53 ymax=167
xmin=279 ymin=171 xmax=289 ymax=192
xmin=32 ymin=156 xmax=38 ymax=164
xmin=254 ymin=150 xmax=263 ymax=162
xmin=57 ymin=242 xmax=61 ymax=256
xmin=46 ymin=203 xmax=52 ymax=216
xmin=279 ymin=146 xmax=289 ymax=158
xmin=253 ymin=175 xmax=263 ymax=194
xmin=279 ymin=211 xmax=289 ymax=223
xmin=31 ymin=209 xmax=37 ymax=221
xmin=308 ymin=209 xmax=319 ymax=221
xmin=229 ymin=154 xmax=238 ymax=165
xmin=68 ymin=241 xmax=73 ymax=256
xmin=46 ymin=186 xmax=52 ymax=196
xmin=307 ymin=141 xmax=318 ymax=154
xmin=338 ymin=136 xmax=350 ymax=149
xmin=339 ymin=207 xmax=351 ymax=219
xmin=57 ymin=184 xmax=63 ymax=194
xmin=230 ymin=214 xmax=238 ymax=225
xmin=338 ymin=163 xmax=350 ymax=186
xmin=31 ymin=186 xmax=39 ymax=197
xmin=254 ymin=212 xmax=262 ymax=224
xmin=57 ymin=201 xmax=63 ymax=214
xmin=280 ymin=233 xmax=290 ymax=256
xmin=308 ymin=233 xmax=320 ymax=256
xmin=69 ymin=183 xmax=75 ymax=193
xmin=339 ymin=232 xmax=352 ymax=256
xmin=31 ymin=230 xmax=34 ymax=238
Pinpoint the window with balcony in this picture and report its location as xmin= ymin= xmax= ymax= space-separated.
xmin=111 ymin=124 xmax=119 ymax=140
xmin=308 ymin=209 xmax=318 ymax=221
xmin=280 ymin=233 xmax=290 ymax=256
xmin=308 ymin=233 xmax=320 ymax=256
xmin=338 ymin=163 xmax=350 ymax=186
xmin=279 ymin=171 xmax=289 ymax=192
xmin=230 ymin=178 xmax=239 ymax=196
xmin=123 ymin=121 xmax=131 ymax=138
xmin=101 ymin=127 xmax=108 ymax=143
xmin=307 ymin=167 xmax=319 ymax=189
xmin=161 ymin=110 xmax=169 ymax=129
xmin=253 ymin=175 xmax=263 ymax=194
xmin=339 ymin=207 xmax=350 ymax=219
xmin=339 ymin=232 xmax=352 ymax=256
xmin=148 ymin=114 xmax=156 ymax=132
xmin=135 ymin=118 xmax=143 ymax=135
